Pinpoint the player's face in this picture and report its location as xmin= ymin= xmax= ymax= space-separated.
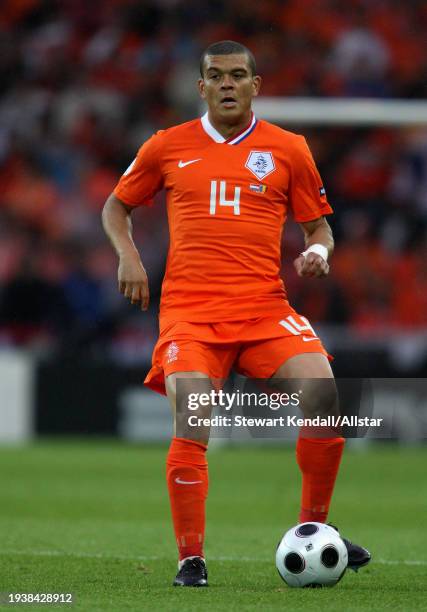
xmin=198 ymin=54 xmax=261 ymax=124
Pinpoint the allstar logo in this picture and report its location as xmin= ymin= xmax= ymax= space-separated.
xmin=245 ymin=151 xmax=275 ymax=180
xmin=166 ymin=341 xmax=179 ymax=363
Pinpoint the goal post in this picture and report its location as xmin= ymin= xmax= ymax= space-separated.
xmin=252 ymin=97 xmax=427 ymax=126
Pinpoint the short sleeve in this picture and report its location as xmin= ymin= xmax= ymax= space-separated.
xmin=113 ymin=132 xmax=164 ymax=207
xmin=288 ymin=136 xmax=333 ymax=222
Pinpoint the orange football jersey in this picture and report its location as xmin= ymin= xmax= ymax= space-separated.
xmin=113 ymin=113 xmax=332 ymax=326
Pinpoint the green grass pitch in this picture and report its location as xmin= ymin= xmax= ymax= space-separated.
xmin=0 ymin=440 xmax=426 ymax=611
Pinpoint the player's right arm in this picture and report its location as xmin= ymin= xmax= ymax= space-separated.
xmin=102 ymin=193 xmax=149 ymax=310
xmin=102 ymin=132 xmax=164 ymax=311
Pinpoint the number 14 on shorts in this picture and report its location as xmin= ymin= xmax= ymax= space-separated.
xmin=279 ymin=315 xmax=318 ymax=339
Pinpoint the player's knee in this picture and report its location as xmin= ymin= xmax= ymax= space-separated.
xmin=175 ymin=401 xmax=212 ymax=444
xmin=168 ymin=375 xmax=214 ymax=444
xmin=299 ymin=380 xmax=338 ymax=419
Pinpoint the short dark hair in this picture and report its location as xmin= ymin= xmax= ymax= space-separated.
xmin=199 ymin=40 xmax=256 ymax=77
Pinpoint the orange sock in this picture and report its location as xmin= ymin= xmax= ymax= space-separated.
xmin=166 ymin=437 xmax=208 ymax=561
xmin=296 ymin=436 xmax=345 ymax=524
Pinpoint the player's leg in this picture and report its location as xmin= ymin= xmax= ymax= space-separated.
xmin=236 ymin=324 xmax=370 ymax=571
xmin=165 ymin=371 xmax=213 ymax=586
xmin=237 ymin=333 xmax=343 ymax=525
xmin=272 ymin=353 xmax=371 ymax=570
xmin=145 ymin=328 xmax=239 ymax=586
xmin=272 ymin=353 xmax=344 ymax=525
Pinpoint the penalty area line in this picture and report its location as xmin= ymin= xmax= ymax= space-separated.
xmin=1 ymin=550 xmax=427 ymax=566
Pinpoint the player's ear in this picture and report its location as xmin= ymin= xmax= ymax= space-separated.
xmin=198 ymin=78 xmax=206 ymax=99
xmin=252 ymin=75 xmax=262 ymax=97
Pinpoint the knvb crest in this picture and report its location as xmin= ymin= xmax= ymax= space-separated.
xmin=166 ymin=341 xmax=179 ymax=363
xmin=245 ymin=151 xmax=275 ymax=180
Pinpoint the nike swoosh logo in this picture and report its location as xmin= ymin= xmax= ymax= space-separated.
xmin=178 ymin=158 xmax=202 ymax=168
xmin=302 ymin=336 xmax=318 ymax=342
xmin=175 ymin=477 xmax=203 ymax=485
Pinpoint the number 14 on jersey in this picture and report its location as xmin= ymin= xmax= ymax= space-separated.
xmin=210 ymin=180 xmax=241 ymax=216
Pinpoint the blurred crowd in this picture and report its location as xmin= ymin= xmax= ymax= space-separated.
xmin=0 ymin=0 xmax=427 ymax=358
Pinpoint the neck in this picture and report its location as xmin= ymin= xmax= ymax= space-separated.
xmin=208 ymin=110 xmax=252 ymax=140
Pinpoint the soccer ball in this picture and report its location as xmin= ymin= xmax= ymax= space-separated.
xmin=276 ymin=522 xmax=348 ymax=587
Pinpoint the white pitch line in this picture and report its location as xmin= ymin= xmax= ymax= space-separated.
xmin=1 ymin=550 xmax=427 ymax=566
xmin=375 ymin=558 xmax=427 ymax=566
xmin=0 ymin=550 xmax=161 ymax=562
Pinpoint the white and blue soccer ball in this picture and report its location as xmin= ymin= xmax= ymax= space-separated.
xmin=276 ymin=522 xmax=348 ymax=587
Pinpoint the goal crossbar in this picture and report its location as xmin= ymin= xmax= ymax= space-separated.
xmin=253 ymin=97 xmax=427 ymax=126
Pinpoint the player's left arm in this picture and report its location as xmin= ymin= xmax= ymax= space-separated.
xmin=293 ymin=216 xmax=334 ymax=278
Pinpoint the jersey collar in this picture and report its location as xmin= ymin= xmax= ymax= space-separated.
xmin=201 ymin=111 xmax=257 ymax=145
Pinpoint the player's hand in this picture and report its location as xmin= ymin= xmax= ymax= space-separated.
xmin=118 ymin=252 xmax=149 ymax=310
xmin=293 ymin=253 xmax=329 ymax=278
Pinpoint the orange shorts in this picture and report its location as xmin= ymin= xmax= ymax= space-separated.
xmin=144 ymin=309 xmax=330 ymax=396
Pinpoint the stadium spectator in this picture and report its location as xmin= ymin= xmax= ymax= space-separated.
xmin=0 ymin=0 xmax=426 ymax=354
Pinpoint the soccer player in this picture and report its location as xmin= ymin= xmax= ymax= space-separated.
xmin=102 ymin=40 xmax=371 ymax=587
